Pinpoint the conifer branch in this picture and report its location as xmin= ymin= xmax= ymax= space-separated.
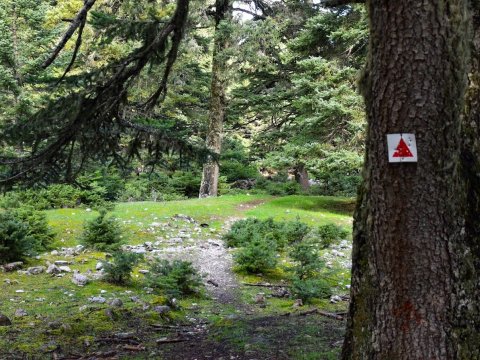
xmin=42 ymin=0 xmax=97 ymax=69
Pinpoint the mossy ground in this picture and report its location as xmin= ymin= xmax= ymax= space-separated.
xmin=0 ymin=195 xmax=352 ymax=359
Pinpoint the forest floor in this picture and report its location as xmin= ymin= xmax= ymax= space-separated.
xmin=0 ymin=195 xmax=354 ymax=360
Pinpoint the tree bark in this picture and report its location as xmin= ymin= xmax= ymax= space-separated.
xmin=199 ymin=0 xmax=231 ymax=198
xmin=294 ymin=164 xmax=310 ymax=191
xmin=342 ymin=1 xmax=477 ymax=359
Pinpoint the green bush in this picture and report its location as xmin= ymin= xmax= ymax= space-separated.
xmin=224 ymin=218 xmax=310 ymax=248
xmin=12 ymin=207 xmax=55 ymax=250
xmin=304 ymin=223 xmax=349 ymax=249
xmin=309 ymin=149 xmax=362 ymax=196
xmin=290 ymin=277 xmax=331 ymax=302
xmin=102 ymin=251 xmax=143 ymax=285
xmin=234 ymin=234 xmax=278 ymax=273
xmin=289 ymin=239 xmax=324 ymax=280
xmin=80 ymin=210 xmax=124 ymax=251
xmin=145 ymin=259 xmax=203 ymax=299
xmin=0 ymin=211 xmax=35 ymax=263
xmin=0 ymin=208 xmax=55 ymax=263
xmin=169 ymin=172 xmax=202 ymax=198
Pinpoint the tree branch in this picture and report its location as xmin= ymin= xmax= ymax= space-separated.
xmin=42 ymin=0 xmax=97 ymax=69
xmin=320 ymin=0 xmax=364 ymax=7
xmin=232 ymin=7 xmax=266 ymax=20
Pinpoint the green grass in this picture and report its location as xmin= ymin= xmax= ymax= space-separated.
xmin=1 ymin=194 xmax=353 ymax=358
xmin=245 ymin=195 xmax=354 ymax=227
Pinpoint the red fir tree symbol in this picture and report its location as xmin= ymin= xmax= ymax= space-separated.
xmin=393 ymin=137 xmax=413 ymax=158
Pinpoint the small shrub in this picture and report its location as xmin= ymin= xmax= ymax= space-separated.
xmin=224 ymin=218 xmax=310 ymax=248
xmin=234 ymin=234 xmax=278 ymax=273
xmin=291 ymin=277 xmax=332 ymax=302
xmin=289 ymin=239 xmax=324 ymax=279
xmin=12 ymin=207 xmax=55 ymax=250
xmin=282 ymin=219 xmax=311 ymax=244
xmin=0 ymin=212 xmax=35 ymax=263
xmin=145 ymin=259 xmax=203 ymax=299
xmin=80 ymin=210 xmax=123 ymax=251
xmin=304 ymin=223 xmax=349 ymax=249
xmin=102 ymin=251 xmax=143 ymax=285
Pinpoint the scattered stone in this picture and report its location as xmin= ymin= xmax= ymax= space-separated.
xmin=138 ymin=269 xmax=149 ymax=274
xmin=46 ymin=264 xmax=61 ymax=275
xmin=108 ymin=298 xmax=123 ymax=307
xmin=272 ymin=288 xmax=290 ymax=298
xmin=330 ymin=295 xmax=342 ymax=304
xmin=72 ymin=271 xmax=88 ymax=286
xmin=154 ymin=306 xmax=171 ymax=315
xmin=79 ymin=305 xmax=89 ymax=312
xmin=61 ymin=323 xmax=72 ymax=332
xmin=2 ymin=262 xmax=23 ymax=272
xmin=15 ymin=309 xmax=28 ymax=317
xmin=50 ymin=250 xmax=59 ymax=256
xmin=27 ymin=266 xmax=46 ymax=275
xmin=0 ymin=314 xmax=12 ymax=326
xmin=86 ymin=208 xmax=92 ymax=212
xmin=293 ymin=299 xmax=303 ymax=308
xmin=144 ymin=287 xmax=153 ymax=294
xmin=59 ymin=266 xmax=72 ymax=273
xmin=54 ymin=260 xmax=70 ymax=266
xmin=144 ymin=242 xmax=153 ymax=251
xmin=100 ymin=290 xmax=107 ymax=294
xmin=95 ymin=262 xmax=103 ymax=271
xmin=254 ymin=293 xmax=266 ymax=305
xmin=200 ymin=223 xmax=209 ymax=228
xmin=48 ymin=321 xmax=62 ymax=329
xmin=88 ymin=296 xmax=106 ymax=304
xmin=15 ymin=290 xmax=25 ymax=293
xmin=104 ymin=308 xmax=118 ymax=321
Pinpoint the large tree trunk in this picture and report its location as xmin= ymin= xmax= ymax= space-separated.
xmin=342 ymin=1 xmax=478 ymax=359
xmin=199 ymin=0 xmax=231 ymax=198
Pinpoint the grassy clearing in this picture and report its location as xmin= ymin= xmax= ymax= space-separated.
xmin=245 ymin=195 xmax=354 ymax=228
xmin=1 ymin=194 xmax=353 ymax=359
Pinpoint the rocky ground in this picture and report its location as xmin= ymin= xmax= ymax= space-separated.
xmin=0 ymin=199 xmax=350 ymax=360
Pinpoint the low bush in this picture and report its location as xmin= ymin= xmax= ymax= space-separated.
xmin=145 ymin=259 xmax=203 ymax=299
xmin=304 ymin=223 xmax=350 ymax=249
xmin=290 ymin=277 xmax=332 ymax=302
xmin=0 ymin=212 xmax=35 ymax=263
xmin=80 ymin=210 xmax=124 ymax=251
xmin=289 ymin=239 xmax=324 ymax=279
xmin=0 ymin=208 xmax=55 ymax=263
xmin=12 ymin=207 xmax=55 ymax=250
xmin=102 ymin=251 xmax=143 ymax=285
xmin=234 ymin=234 xmax=278 ymax=273
xmin=224 ymin=218 xmax=310 ymax=248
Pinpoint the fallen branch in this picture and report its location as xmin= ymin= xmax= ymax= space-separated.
xmin=242 ymin=282 xmax=290 ymax=288
xmin=156 ymin=337 xmax=190 ymax=344
xmin=283 ymin=309 xmax=345 ymax=320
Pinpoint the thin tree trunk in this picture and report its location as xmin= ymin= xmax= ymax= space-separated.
xmin=342 ymin=1 xmax=476 ymax=359
xmin=294 ymin=164 xmax=310 ymax=191
xmin=199 ymin=0 xmax=231 ymax=198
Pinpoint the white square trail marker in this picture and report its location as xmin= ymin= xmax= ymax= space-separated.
xmin=387 ymin=133 xmax=417 ymax=163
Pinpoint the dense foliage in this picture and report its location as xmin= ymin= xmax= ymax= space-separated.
xmin=80 ymin=210 xmax=124 ymax=251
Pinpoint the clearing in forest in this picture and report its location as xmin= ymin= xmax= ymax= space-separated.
xmin=0 ymin=195 xmax=353 ymax=360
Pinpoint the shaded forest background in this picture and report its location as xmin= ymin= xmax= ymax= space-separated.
xmin=0 ymin=0 xmax=367 ymax=205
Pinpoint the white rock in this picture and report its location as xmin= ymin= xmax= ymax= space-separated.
xmin=95 ymin=262 xmax=103 ymax=271
xmin=51 ymin=250 xmax=59 ymax=256
xmin=72 ymin=271 xmax=88 ymax=286
xmin=46 ymin=264 xmax=61 ymax=274
xmin=88 ymin=296 xmax=106 ymax=304
xmin=59 ymin=266 xmax=72 ymax=273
